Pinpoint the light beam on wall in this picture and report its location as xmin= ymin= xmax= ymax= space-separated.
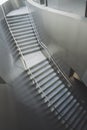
xmin=0 ymin=0 xmax=8 ymax=5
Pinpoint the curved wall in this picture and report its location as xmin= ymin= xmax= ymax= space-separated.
xmin=27 ymin=0 xmax=87 ymax=85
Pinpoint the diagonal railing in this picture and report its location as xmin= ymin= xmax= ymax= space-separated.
xmin=25 ymin=0 xmax=72 ymax=87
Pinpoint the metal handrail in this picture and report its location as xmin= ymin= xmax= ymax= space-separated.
xmin=25 ymin=0 xmax=72 ymax=87
xmin=24 ymin=1 xmax=76 ymax=127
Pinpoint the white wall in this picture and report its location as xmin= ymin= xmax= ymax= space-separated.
xmin=47 ymin=0 xmax=86 ymax=16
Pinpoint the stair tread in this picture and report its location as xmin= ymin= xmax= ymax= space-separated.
xmin=36 ymin=69 xmax=55 ymax=82
xmin=31 ymin=60 xmax=49 ymax=73
xmin=7 ymin=15 xmax=30 ymax=20
xmin=15 ymin=33 xmax=35 ymax=39
xmin=17 ymin=36 xmax=36 ymax=43
xmin=12 ymin=27 xmax=33 ymax=33
xmin=7 ymin=13 xmax=29 ymax=18
xmin=51 ymin=88 xmax=68 ymax=109
xmin=60 ymin=98 xmax=77 ymax=119
xmin=18 ymin=40 xmax=38 ymax=46
xmin=11 ymin=26 xmax=33 ymax=31
xmin=41 ymin=76 xmax=59 ymax=93
xmin=49 ymin=84 xmax=66 ymax=103
xmin=64 ymin=102 xmax=80 ymax=121
xmin=43 ymin=80 xmax=62 ymax=98
xmin=39 ymin=72 xmax=57 ymax=86
xmin=10 ymin=23 xmax=32 ymax=30
xmin=19 ymin=43 xmax=39 ymax=50
xmin=70 ymin=107 xmax=83 ymax=128
xmin=13 ymin=30 xmax=34 ymax=36
xmin=9 ymin=21 xmax=31 ymax=26
xmin=56 ymin=94 xmax=73 ymax=112
xmin=32 ymin=65 xmax=52 ymax=78
xmin=22 ymin=47 xmax=40 ymax=55
xmin=78 ymin=115 xmax=87 ymax=130
xmin=75 ymin=110 xmax=87 ymax=129
xmin=7 ymin=18 xmax=30 ymax=24
xmin=48 ymin=83 xmax=65 ymax=101
xmin=50 ymin=88 xmax=71 ymax=107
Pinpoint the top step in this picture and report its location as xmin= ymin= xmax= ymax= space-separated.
xmin=6 ymin=14 xmax=30 ymax=21
xmin=6 ymin=7 xmax=30 ymax=17
xmin=7 ymin=13 xmax=29 ymax=18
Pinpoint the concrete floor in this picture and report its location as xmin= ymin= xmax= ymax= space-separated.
xmin=0 ymin=81 xmax=48 ymax=130
xmin=0 ymin=83 xmax=18 ymax=130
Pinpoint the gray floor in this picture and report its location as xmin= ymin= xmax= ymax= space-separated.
xmin=0 ymin=83 xmax=18 ymax=130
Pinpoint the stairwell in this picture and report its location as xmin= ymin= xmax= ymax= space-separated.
xmin=1 ymin=6 xmax=87 ymax=130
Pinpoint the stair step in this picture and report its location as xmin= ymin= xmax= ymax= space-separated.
xmin=48 ymin=84 xmax=65 ymax=102
xmin=7 ymin=14 xmax=30 ymax=20
xmin=36 ymin=69 xmax=55 ymax=82
xmin=55 ymin=91 xmax=71 ymax=108
xmin=32 ymin=64 xmax=52 ymax=78
xmin=49 ymin=88 xmax=70 ymax=107
xmin=7 ymin=13 xmax=29 ymax=18
xmin=30 ymin=59 xmax=48 ymax=69
xmin=18 ymin=40 xmax=38 ymax=46
xmin=48 ymin=84 xmax=65 ymax=101
xmin=7 ymin=18 xmax=30 ymax=24
xmin=17 ymin=36 xmax=36 ymax=43
xmin=11 ymin=25 xmax=33 ymax=32
xmin=50 ymin=88 xmax=68 ymax=109
xmin=44 ymin=79 xmax=62 ymax=97
xmin=22 ymin=47 xmax=40 ymax=55
xmin=60 ymin=98 xmax=77 ymax=119
xmin=19 ymin=43 xmax=39 ymax=50
xmin=13 ymin=30 xmax=34 ymax=37
xmin=70 ymin=107 xmax=83 ymax=129
xmin=31 ymin=60 xmax=49 ymax=73
xmin=20 ymin=44 xmax=40 ymax=51
xmin=77 ymin=113 xmax=87 ymax=130
xmin=10 ymin=23 xmax=32 ymax=30
xmin=41 ymin=76 xmax=59 ymax=93
xmin=56 ymin=94 xmax=73 ymax=112
xmin=9 ymin=21 xmax=31 ymax=27
xmin=7 ymin=17 xmax=31 ymax=24
xmin=12 ymin=27 xmax=33 ymax=33
xmin=75 ymin=110 xmax=86 ymax=129
xmin=39 ymin=72 xmax=57 ymax=86
xmin=15 ymin=33 xmax=35 ymax=40
xmin=66 ymin=104 xmax=81 ymax=128
xmin=63 ymin=102 xmax=80 ymax=122
xmin=54 ymin=89 xmax=73 ymax=109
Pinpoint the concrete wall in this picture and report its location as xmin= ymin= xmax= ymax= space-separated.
xmin=47 ymin=0 xmax=86 ymax=16
xmin=27 ymin=0 xmax=87 ymax=85
xmin=0 ymin=16 xmax=24 ymax=84
xmin=9 ymin=0 xmax=25 ymax=9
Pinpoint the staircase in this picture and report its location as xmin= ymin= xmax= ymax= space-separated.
xmin=5 ymin=7 xmax=87 ymax=130
xmin=7 ymin=13 xmax=41 ymax=56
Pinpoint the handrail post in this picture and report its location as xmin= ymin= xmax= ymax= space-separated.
xmin=45 ymin=0 xmax=48 ymax=6
xmin=85 ymin=0 xmax=87 ymax=17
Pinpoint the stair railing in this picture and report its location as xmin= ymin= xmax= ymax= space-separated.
xmin=25 ymin=0 xmax=72 ymax=87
